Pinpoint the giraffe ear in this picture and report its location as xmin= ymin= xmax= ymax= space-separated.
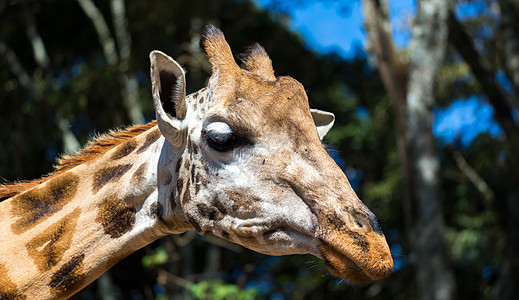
xmin=150 ymin=50 xmax=187 ymax=146
xmin=310 ymin=109 xmax=335 ymax=140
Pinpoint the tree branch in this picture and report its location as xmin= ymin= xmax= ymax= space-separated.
xmin=110 ymin=0 xmax=145 ymax=124
xmin=23 ymin=11 xmax=51 ymax=76
xmin=362 ymin=0 xmax=408 ymax=103
xmin=453 ymin=151 xmax=494 ymax=206
xmin=76 ymin=0 xmax=118 ymax=65
xmin=110 ymin=0 xmax=131 ymax=62
xmin=20 ymin=4 xmax=82 ymax=154
xmin=77 ymin=0 xmax=144 ymax=124
xmin=406 ymin=1 xmax=456 ymax=298
xmin=0 ymin=40 xmax=32 ymax=89
xmin=448 ymin=11 xmax=518 ymax=136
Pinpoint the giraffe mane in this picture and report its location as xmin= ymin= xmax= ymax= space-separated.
xmin=0 ymin=121 xmax=157 ymax=201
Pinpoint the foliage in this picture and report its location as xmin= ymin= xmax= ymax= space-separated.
xmin=187 ymin=280 xmax=258 ymax=300
xmin=142 ymin=247 xmax=169 ymax=269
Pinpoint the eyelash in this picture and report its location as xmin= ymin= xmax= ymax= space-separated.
xmin=205 ymin=130 xmax=238 ymax=152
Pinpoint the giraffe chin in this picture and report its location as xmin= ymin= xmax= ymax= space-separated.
xmin=223 ymin=225 xmax=318 ymax=257
xmin=318 ymin=240 xmax=393 ymax=284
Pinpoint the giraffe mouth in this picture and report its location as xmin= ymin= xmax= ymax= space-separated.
xmin=317 ymin=239 xmax=393 ymax=284
xmin=319 ymin=242 xmax=373 ymax=284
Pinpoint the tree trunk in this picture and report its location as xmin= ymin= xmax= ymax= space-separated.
xmin=110 ymin=0 xmax=145 ymax=124
xmin=362 ymin=0 xmax=412 ymax=231
xmin=406 ymin=1 xmax=455 ymax=298
xmin=76 ymin=0 xmax=118 ymax=65
xmin=448 ymin=4 xmax=519 ymax=297
xmin=77 ymin=0 xmax=144 ymax=124
xmin=24 ymin=6 xmax=81 ymax=154
xmin=363 ymin=0 xmax=456 ymax=298
xmin=2 ymin=6 xmax=81 ymax=155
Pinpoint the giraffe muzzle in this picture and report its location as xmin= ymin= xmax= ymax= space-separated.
xmin=317 ymin=226 xmax=393 ymax=283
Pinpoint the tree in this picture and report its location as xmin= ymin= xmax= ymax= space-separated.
xmin=363 ymin=0 xmax=456 ymax=298
xmin=444 ymin=1 xmax=519 ymax=298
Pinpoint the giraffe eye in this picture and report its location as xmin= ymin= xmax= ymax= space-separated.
xmin=203 ymin=122 xmax=242 ymax=152
xmin=206 ymin=131 xmax=236 ymax=152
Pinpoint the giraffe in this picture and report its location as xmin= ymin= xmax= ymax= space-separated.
xmin=0 ymin=25 xmax=393 ymax=299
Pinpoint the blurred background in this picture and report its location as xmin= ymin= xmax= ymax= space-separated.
xmin=1 ymin=0 xmax=518 ymax=299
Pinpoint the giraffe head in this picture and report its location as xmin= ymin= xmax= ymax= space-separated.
xmin=149 ymin=25 xmax=393 ymax=283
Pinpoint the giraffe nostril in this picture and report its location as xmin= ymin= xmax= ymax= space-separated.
xmin=368 ymin=213 xmax=383 ymax=235
xmin=354 ymin=218 xmax=365 ymax=229
xmin=351 ymin=210 xmax=383 ymax=235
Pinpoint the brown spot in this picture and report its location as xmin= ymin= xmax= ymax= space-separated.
xmin=182 ymin=180 xmax=191 ymax=205
xmin=111 ymin=139 xmax=137 ymax=160
xmin=349 ymin=231 xmax=370 ymax=252
xmin=149 ymin=202 xmax=165 ymax=223
xmin=186 ymin=214 xmax=202 ymax=233
xmin=175 ymin=158 xmax=182 ymax=174
xmin=221 ymin=230 xmax=230 ymax=239
xmin=176 ymin=177 xmax=184 ymax=195
xmin=184 ymin=158 xmax=190 ymax=171
xmin=11 ymin=173 xmax=80 ymax=234
xmin=26 ymin=208 xmax=81 ymax=272
xmin=324 ymin=213 xmax=370 ymax=252
xmin=96 ymin=195 xmax=136 ymax=238
xmin=137 ymin=129 xmax=161 ymax=153
xmin=160 ymin=171 xmax=173 ymax=187
xmin=227 ymin=190 xmax=260 ymax=212
xmin=325 ymin=213 xmax=346 ymax=231
xmin=0 ymin=264 xmax=27 ymax=299
xmin=131 ymin=162 xmax=148 ymax=185
xmin=212 ymin=195 xmax=227 ymax=216
xmin=196 ymin=203 xmax=223 ymax=221
xmin=92 ymin=164 xmax=132 ymax=193
xmin=49 ymin=254 xmax=85 ymax=297
xmin=202 ymin=161 xmax=210 ymax=173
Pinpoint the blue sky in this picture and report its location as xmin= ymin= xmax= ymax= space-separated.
xmin=255 ymin=0 xmax=415 ymax=58
xmin=253 ymin=0 xmax=502 ymax=146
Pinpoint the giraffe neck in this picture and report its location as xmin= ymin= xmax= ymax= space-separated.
xmin=0 ymin=124 xmax=192 ymax=299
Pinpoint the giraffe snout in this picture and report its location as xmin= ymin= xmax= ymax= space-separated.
xmin=315 ymin=205 xmax=393 ymax=283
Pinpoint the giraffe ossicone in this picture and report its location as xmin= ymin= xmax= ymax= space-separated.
xmin=0 ymin=25 xmax=392 ymax=299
